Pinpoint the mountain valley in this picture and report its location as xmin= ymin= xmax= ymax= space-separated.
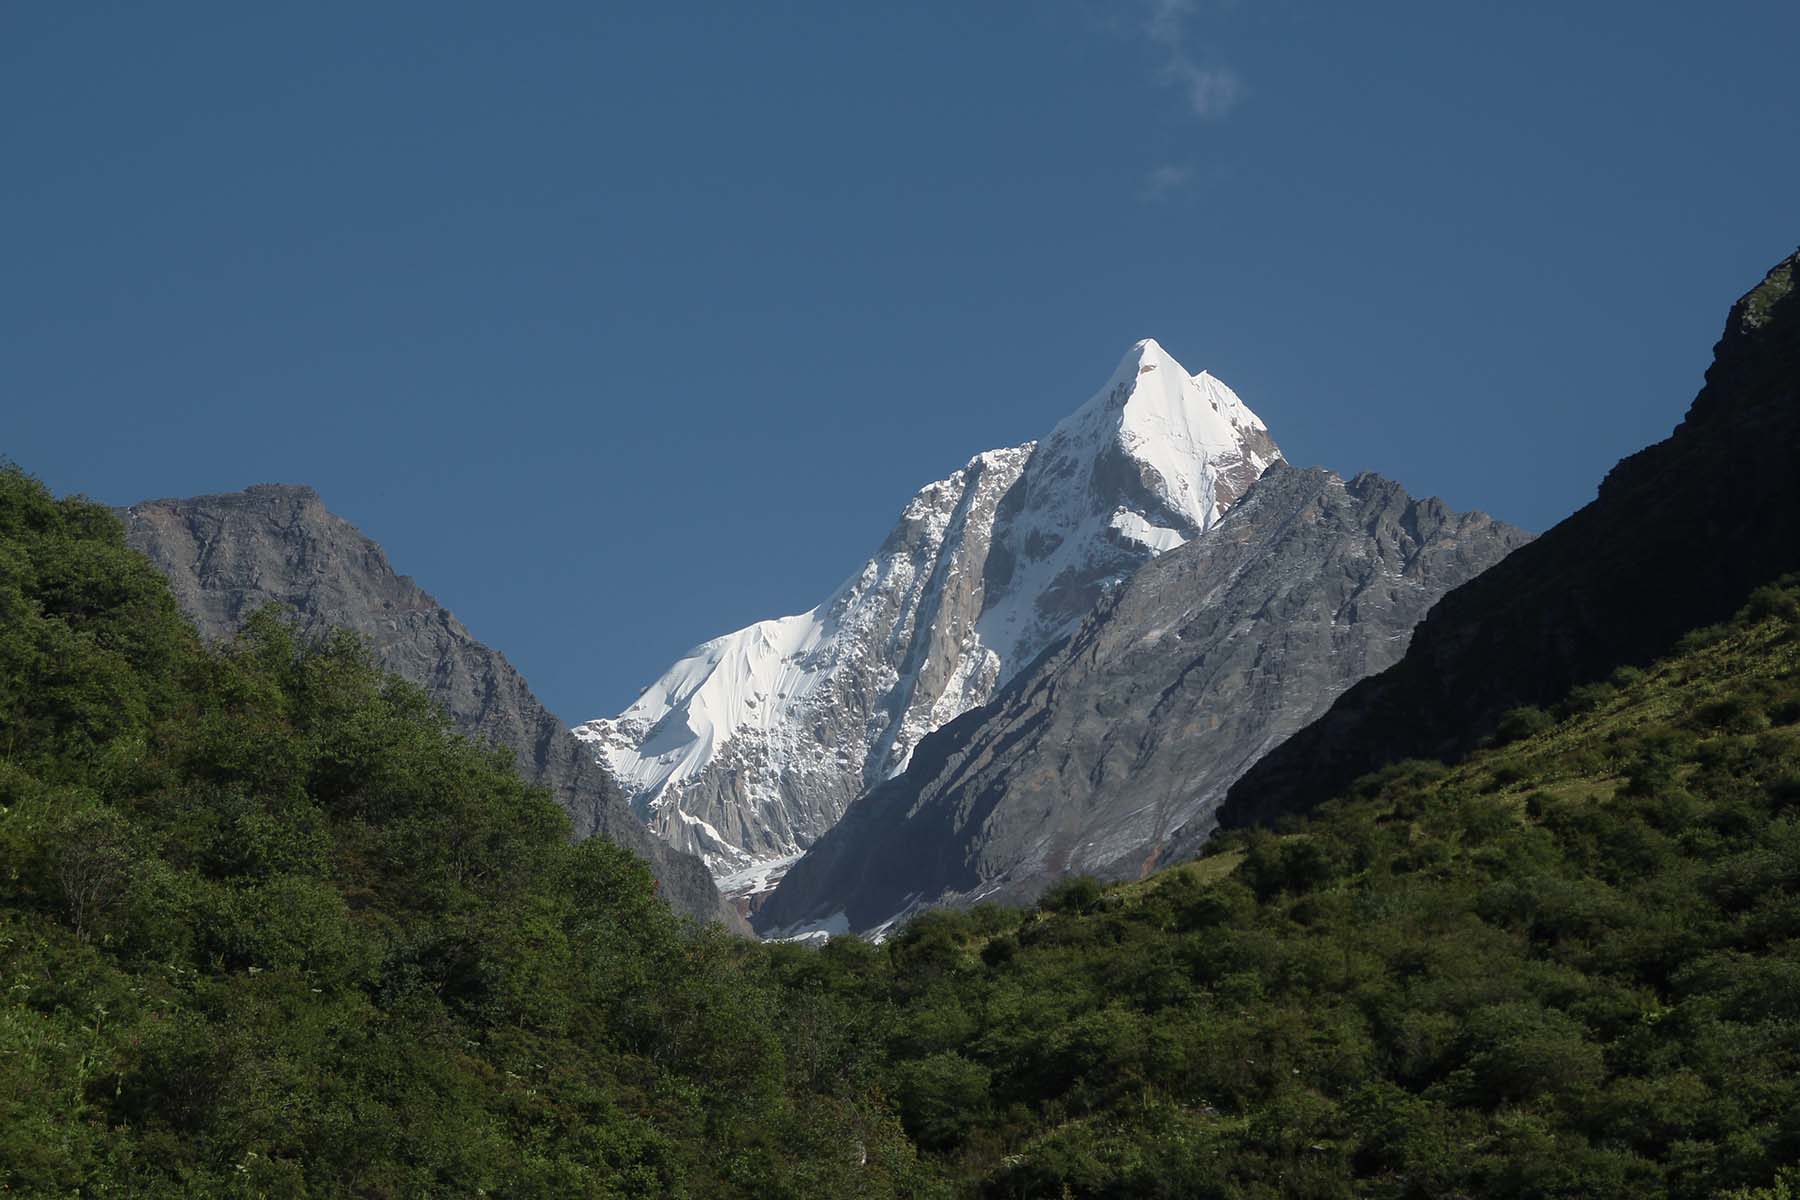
xmin=2 ymin=245 xmax=1797 ymax=1198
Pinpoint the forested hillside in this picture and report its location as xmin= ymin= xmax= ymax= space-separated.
xmin=824 ymin=578 xmax=1800 ymax=1197
xmin=0 ymin=466 xmax=930 ymax=1197
xmin=5 ymin=460 xmax=1799 ymax=1198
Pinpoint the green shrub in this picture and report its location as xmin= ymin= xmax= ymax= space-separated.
xmin=1676 ymin=623 xmax=1731 ymax=653
xmin=1496 ymin=705 xmax=1556 ymax=745
xmin=1038 ymin=874 xmax=1104 ymax=915
xmin=893 ymin=1052 xmax=991 ymax=1150
xmin=1487 ymin=763 xmax=1530 ymax=790
xmin=1695 ymin=695 xmax=1772 ymax=735
xmin=1560 ymin=680 xmax=1618 ymax=716
xmin=1740 ymin=584 xmax=1800 ymax=624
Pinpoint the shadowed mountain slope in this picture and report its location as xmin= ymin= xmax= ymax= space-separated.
xmin=1224 ymin=247 xmax=1800 ymax=828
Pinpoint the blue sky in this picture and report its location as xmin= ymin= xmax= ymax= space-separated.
xmin=5 ymin=1 xmax=1798 ymax=720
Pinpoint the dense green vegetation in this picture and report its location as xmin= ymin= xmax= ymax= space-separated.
xmin=5 ymin=462 xmax=1799 ymax=1198
xmin=0 ymin=467 xmax=931 ymax=1197
xmin=808 ymin=579 xmax=1800 ymax=1198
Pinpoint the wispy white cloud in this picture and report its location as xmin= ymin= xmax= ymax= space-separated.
xmin=1141 ymin=0 xmax=1243 ymax=120
xmin=1141 ymin=163 xmax=1197 ymax=200
xmin=1140 ymin=158 xmax=1241 ymax=203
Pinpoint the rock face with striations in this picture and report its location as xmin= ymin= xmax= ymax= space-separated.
xmin=1223 ymin=248 xmax=1800 ymax=829
xmin=755 ymin=465 xmax=1530 ymax=936
xmin=122 ymin=485 xmax=742 ymax=931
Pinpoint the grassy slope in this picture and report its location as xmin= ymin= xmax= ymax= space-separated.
xmin=827 ymin=581 xmax=1800 ymax=1199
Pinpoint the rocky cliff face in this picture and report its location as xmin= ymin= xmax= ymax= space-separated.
xmin=754 ymin=466 xmax=1528 ymax=936
xmin=1223 ymin=248 xmax=1800 ymax=828
xmin=575 ymin=339 xmax=1282 ymax=897
xmin=122 ymin=485 xmax=741 ymax=931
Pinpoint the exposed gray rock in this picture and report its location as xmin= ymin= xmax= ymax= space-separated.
xmin=755 ymin=465 xmax=1530 ymax=935
xmin=122 ymin=484 xmax=744 ymax=932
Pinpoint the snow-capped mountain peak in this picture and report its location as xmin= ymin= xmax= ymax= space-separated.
xmin=1066 ymin=338 xmax=1270 ymax=520
xmin=973 ymin=338 xmax=1279 ymax=677
xmin=573 ymin=339 xmax=1280 ymax=897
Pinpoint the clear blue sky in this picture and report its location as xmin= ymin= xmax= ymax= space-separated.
xmin=6 ymin=2 xmax=1798 ymax=721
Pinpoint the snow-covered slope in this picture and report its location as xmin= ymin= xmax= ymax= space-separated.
xmin=574 ymin=339 xmax=1281 ymax=893
xmin=975 ymin=339 xmax=1279 ymax=678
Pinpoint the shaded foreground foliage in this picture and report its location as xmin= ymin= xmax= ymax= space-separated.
xmin=5 ymin=461 xmax=1800 ymax=1198
xmin=0 ymin=467 xmax=930 ymax=1198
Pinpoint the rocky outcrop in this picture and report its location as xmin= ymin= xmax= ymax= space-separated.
xmin=1223 ymin=247 xmax=1800 ymax=828
xmin=578 ymin=338 xmax=1282 ymax=895
xmin=755 ymin=465 xmax=1529 ymax=935
xmin=122 ymin=485 xmax=742 ymax=931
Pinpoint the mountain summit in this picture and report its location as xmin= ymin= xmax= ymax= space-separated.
xmin=574 ymin=340 xmax=1281 ymax=895
xmin=974 ymin=338 xmax=1278 ymax=676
